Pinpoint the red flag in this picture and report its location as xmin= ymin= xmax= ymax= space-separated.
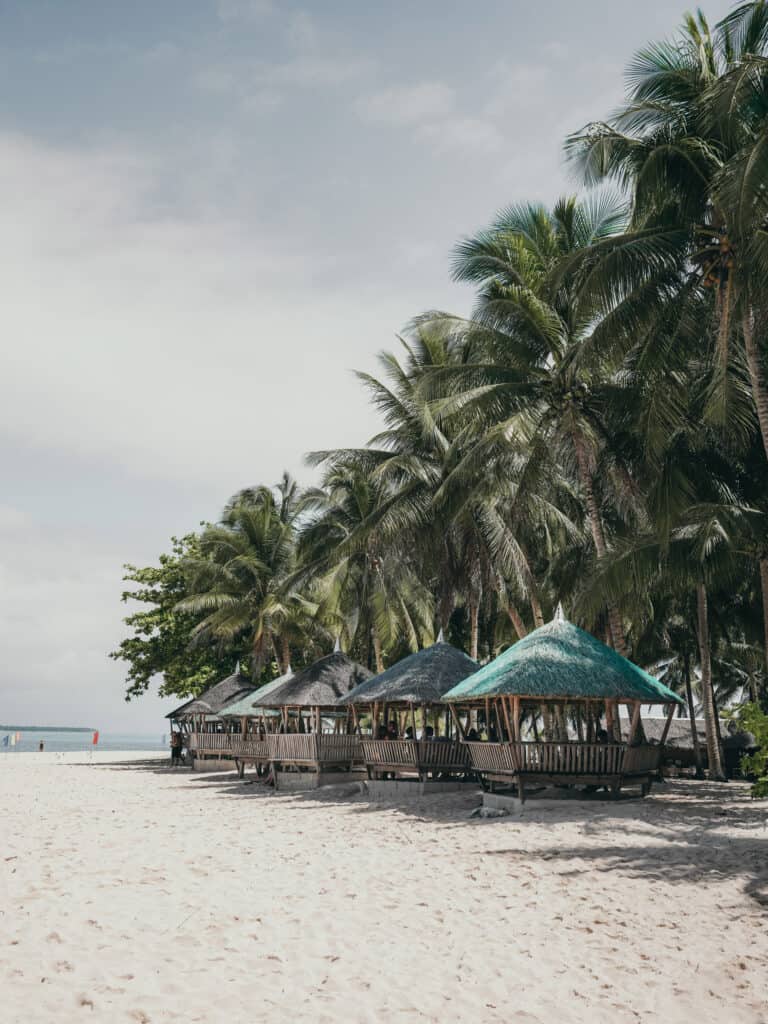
xmin=92 ymin=730 xmax=99 ymax=746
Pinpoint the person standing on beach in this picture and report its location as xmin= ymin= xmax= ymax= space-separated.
xmin=38 ymin=740 xmax=44 ymax=752
xmin=170 ymin=731 xmax=183 ymax=766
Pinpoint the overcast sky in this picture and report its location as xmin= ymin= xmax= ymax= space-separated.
xmin=0 ymin=0 xmax=735 ymax=732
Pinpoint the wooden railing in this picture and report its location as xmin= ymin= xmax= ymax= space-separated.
xmin=622 ymin=744 xmax=663 ymax=775
xmin=465 ymin=741 xmax=627 ymax=776
xmin=361 ymin=739 xmax=470 ymax=772
xmin=187 ymin=733 xmax=234 ymax=754
xmin=230 ymin=737 xmax=271 ymax=760
xmin=464 ymin=741 xmax=518 ymax=773
xmin=269 ymin=734 xmax=362 ymax=765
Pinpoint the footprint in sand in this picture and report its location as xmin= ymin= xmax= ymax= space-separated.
xmin=46 ymin=932 xmax=63 ymax=943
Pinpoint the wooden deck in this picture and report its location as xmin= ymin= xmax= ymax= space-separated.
xmin=464 ymin=741 xmax=663 ymax=799
xmin=360 ymin=739 xmax=470 ymax=780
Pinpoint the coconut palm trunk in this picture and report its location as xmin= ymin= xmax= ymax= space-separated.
xmin=280 ymin=635 xmax=291 ymax=675
xmin=506 ymin=604 xmax=528 ymax=639
xmin=758 ymin=556 xmax=768 ymax=682
xmin=372 ymin=627 xmax=384 ymax=674
xmin=571 ymin=431 xmax=628 ymax=656
xmin=695 ymin=582 xmax=725 ymax=781
xmin=743 ymin=312 xmax=768 ymax=461
xmin=469 ymin=600 xmax=480 ymax=661
xmin=529 ymin=592 xmax=545 ymax=630
xmin=683 ymin=650 xmax=704 ymax=779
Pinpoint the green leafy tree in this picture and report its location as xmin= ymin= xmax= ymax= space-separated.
xmin=176 ymin=475 xmax=316 ymax=676
xmin=111 ymin=535 xmax=242 ymax=701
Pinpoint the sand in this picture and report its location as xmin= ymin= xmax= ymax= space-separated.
xmin=1 ymin=752 xmax=766 ymax=1024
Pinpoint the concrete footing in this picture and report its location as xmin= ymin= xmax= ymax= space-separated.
xmin=366 ymin=779 xmax=470 ymax=801
xmin=481 ymin=792 xmax=523 ymax=813
xmin=190 ymin=758 xmax=235 ymax=773
xmin=273 ymin=769 xmax=367 ymax=792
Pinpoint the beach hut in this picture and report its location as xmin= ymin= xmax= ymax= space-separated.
xmin=642 ymin=716 xmax=758 ymax=777
xmin=166 ymin=667 xmax=257 ymax=763
xmin=217 ymin=669 xmax=293 ymax=777
xmin=339 ymin=639 xmax=478 ymax=783
xmin=443 ymin=611 xmax=684 ymax=800
xmin=258 ymin=649 xmax=371 ymax=787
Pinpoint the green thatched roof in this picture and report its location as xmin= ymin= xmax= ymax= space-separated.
xmin=165 ymin=671 xmax=257 ymax=720
xmin=258 ymin=651 xmax=371 ymax=708
xmin=443 ymin=618 xmax=684 ymax=705
xmin=218 ymin=669 xmax=293 ymax=718
xmin=339 ymin=642 xmax=477 ymax=706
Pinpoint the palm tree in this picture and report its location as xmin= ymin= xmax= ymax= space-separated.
xmin=297 ymin=460 xmax=434 ymax=670
xmin=566 ymin=10 xmax=768 ymax=457
xmin=177 ymin=476 xmax=314 ymax=676
xmin=419 ymin=195 xmax=642 ymax=655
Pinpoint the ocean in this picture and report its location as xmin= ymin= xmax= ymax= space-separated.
xmin=0 ymin=730 xmax=168 ymax=753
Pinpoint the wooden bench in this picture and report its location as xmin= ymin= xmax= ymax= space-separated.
xmin=464 ymin=742 xmax=661 ymax=800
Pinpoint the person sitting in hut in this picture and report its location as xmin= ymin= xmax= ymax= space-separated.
xmin=404 ymin=726 xmax=414 ymax=740
xmin=424 ymin=726 xmax=434 ymax=741
xmin=377 ymin=724 xmax=388 ymax=740
xmin=596 ymin=728 xmax=610 ymax=744
xmin=386 ymin=720 xmax=398 ymax=740
xmin=466 ymin=728 xmax=479 ymax=742
xmin=170 ymin=731 xmax=183 ymax=766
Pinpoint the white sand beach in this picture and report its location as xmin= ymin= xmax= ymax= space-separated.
xmin=1 ymin=753 xmax=766 ymax=1024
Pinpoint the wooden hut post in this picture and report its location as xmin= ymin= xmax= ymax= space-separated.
xmin=605 ymin=701 xmax=615 ymax=741
xmin=612 ymin=701 xmax=623 ymax=741
xmin=500 ymin=697 xmax=513 ymax=741
xmin=484 ymin=697 xmax=491 ymax=738
xmin=409 ymin=702 xmax=417 ymax=740
xmin=512 ymin=696 xmax=521 ymax=742
xmin=449 ymin=703 xmax=466 ymax=740
xmin=627 ymin=701 xmax=641 ymax=746
xmin=659 ymin=704 xmax=676 ymax=747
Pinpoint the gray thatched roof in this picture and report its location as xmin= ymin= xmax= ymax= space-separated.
xmin=339 ymin=642 xmax=477 ymax=706
xmin=166 ymin=671 xmax=256 ymax=720
xmin=444 ymin=618 xmax=683 ymax=705
xmin=218 ymin=669 xmax=293 ymax=718
xmin=257 ymin=651 xmax=371 ymax=708
xmin=642 ymin=716 xmax=757 ymax=750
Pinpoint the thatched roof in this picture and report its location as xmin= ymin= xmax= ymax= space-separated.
xmin=257 ymin=651 xmax=371 ymax=708
xmin=339 ymin=642 xmax=477 ymax=707
xmin=165 ymin=671 xmax=256 ymax=720
xmin=443 ymin=618 xmax=684 ymax=705
xmin=642 ymin=716 xmax=757 ymax=750
xmin=218 ymin=669 xmax=293 ymax=718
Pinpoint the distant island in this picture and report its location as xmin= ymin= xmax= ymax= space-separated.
xmin=0 ymin=725 xmax=93 ymax=733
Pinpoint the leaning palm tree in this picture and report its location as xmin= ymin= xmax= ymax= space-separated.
xmin=419 ymin=194 xmax=643 ymax=655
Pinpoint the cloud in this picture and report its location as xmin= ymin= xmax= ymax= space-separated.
xmin=216 ymin=0 xmax=274 ymax=22
xmin=355 ymin=80 xmax=504 ymax=157
xmin=420 ymin=116 xmax=504 ymax=155
xmin=484 ymin=62 xmax=552 ymax=118
xmin=355 ymin=81 xmax=455 ymax=125
xmin=261 ymin=55 xmax=374 ymax=88
xmin=287 ymin=11 xmax=317 ymax=49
